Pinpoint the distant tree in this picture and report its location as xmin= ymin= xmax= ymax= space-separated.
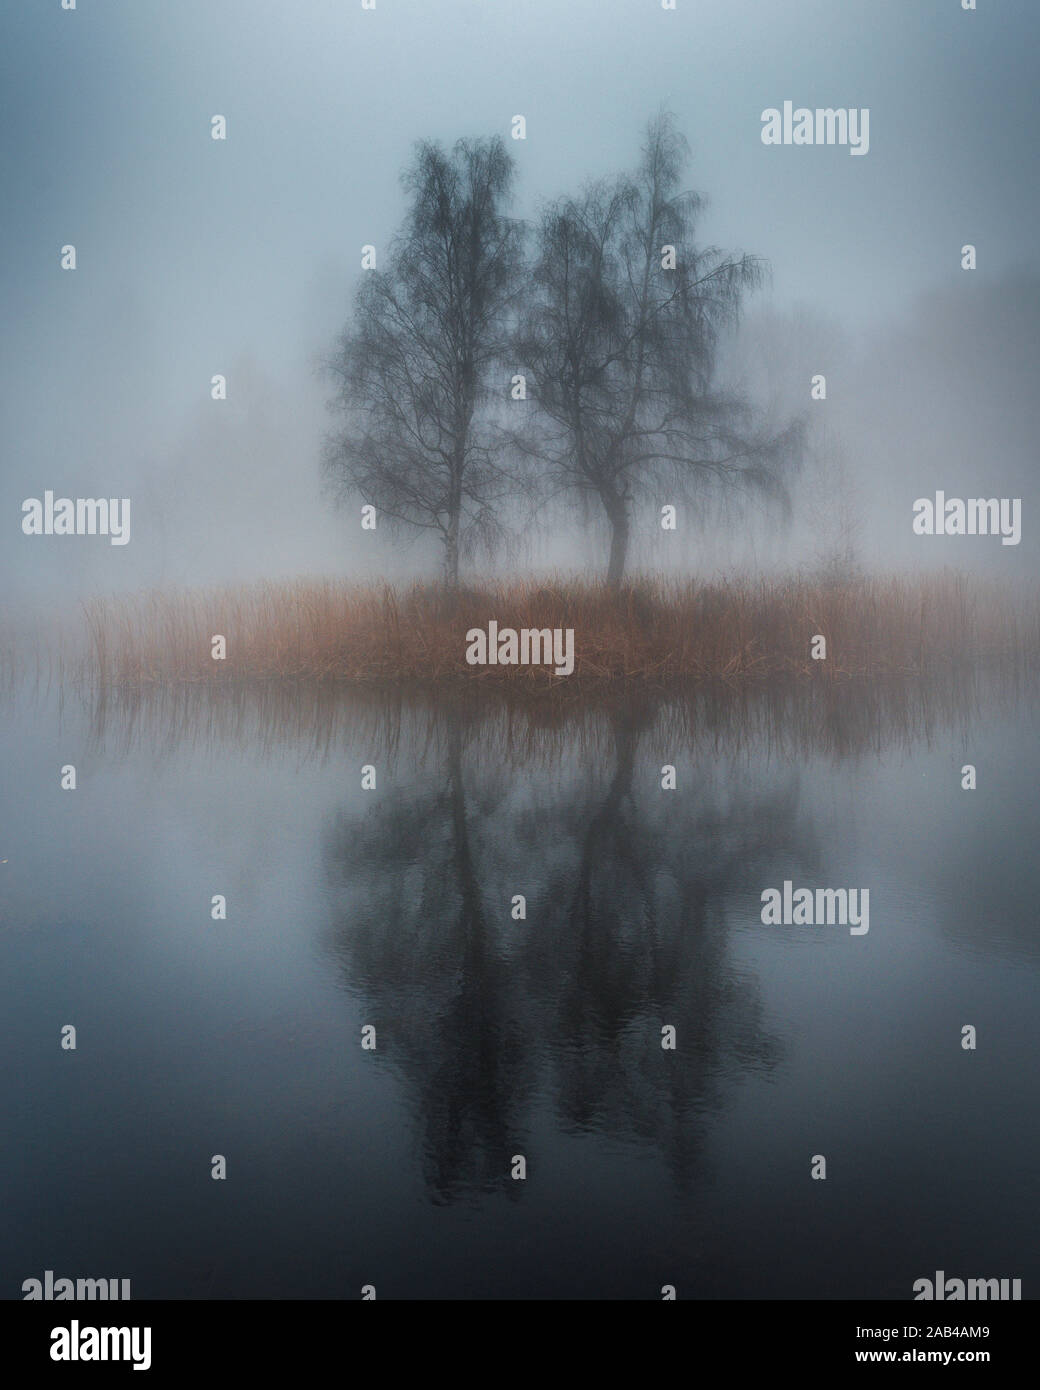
xmin=519 ymin=112 xmax=804 ymax=589
xmin=324 ymin=137 xmax=524 ymax=588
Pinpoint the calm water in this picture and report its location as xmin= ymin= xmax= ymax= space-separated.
xmin=2 ymin=676 xmax=1038 ymax=1299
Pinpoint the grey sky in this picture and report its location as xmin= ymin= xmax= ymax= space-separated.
xmin=2 ymin=0 xmax=1037 ymax=600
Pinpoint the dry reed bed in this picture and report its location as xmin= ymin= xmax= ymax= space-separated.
xmin=77 ymin=572 xmax=1040 ymax=690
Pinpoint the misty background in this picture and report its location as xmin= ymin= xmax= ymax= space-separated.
xmin=3 ymin=0 xmax=1037 ymax=609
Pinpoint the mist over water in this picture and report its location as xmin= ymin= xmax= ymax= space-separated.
xmin=2 ymin=673 xmax=1037 ymax=1298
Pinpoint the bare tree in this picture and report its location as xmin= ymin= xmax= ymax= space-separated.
xmin=324 ymin=137 xmax=525 ymax=588
xmin=519 ymin=112 xmax=804 ymax=589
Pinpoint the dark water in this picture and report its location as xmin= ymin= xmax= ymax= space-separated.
xmin=2 ymin=676 xmax=1038 ymax=1299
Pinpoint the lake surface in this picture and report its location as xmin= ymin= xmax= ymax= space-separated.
xmin=2 ymin=675 xmax=1038 ymax=1299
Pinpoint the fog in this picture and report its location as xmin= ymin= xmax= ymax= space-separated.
xmin=3 ymin=0 xmax=1038 ymax=609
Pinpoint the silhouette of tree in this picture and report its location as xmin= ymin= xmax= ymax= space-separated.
xmin=519 ymin=112 xmax=804 ymax=588
xmin=325 ymin=137 xmax=525 ymax=588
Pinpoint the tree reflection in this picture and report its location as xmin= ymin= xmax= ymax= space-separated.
xmin=323 ymin=704 xmax=811 ymax=1201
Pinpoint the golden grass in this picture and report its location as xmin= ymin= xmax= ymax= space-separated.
xmin=73 ymin=571 xmax=1040 ymax=691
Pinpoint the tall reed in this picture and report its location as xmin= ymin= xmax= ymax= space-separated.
xmin=75 ymin=572 xmax=1039 ymax=691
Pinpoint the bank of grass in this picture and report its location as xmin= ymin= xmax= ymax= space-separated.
xmin=76 ymin=571 xmax=1040 ymax=691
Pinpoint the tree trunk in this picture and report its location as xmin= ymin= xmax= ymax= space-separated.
xmin=444 ymin=474 xmax=462 ymax=591
xmin=444 ymin=527 xmax=460 ymax=591
xmin=605 ymin=497 xmax=630 ymax=592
